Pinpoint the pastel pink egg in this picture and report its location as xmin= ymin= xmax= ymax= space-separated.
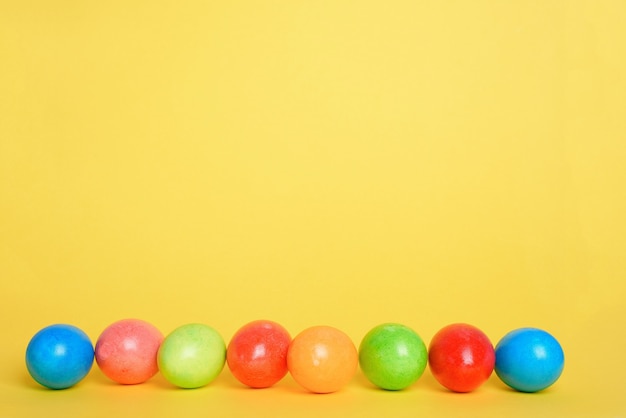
xmin=95 ymin=319 xmax=164 ymax=384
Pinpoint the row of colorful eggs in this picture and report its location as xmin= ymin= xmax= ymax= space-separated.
xmin=25 ymin=320 xmax=564 ymax=394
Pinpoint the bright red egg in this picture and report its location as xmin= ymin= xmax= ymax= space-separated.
xmin=226 ymin=320 xmax=291 ymax=388
xmin=428 ymin=323 xmax=495 ymax=393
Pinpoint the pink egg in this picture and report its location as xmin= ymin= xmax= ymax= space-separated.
xmin=95 ymin=319 xmax=163 ymax=384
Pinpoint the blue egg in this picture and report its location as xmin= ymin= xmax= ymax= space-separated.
xmin=25 ymin=324 xmax=94 ymax=389
xmin=495 ymin=328 xmax=564 ymax=393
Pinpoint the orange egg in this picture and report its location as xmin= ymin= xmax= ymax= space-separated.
xmin=287 ymin=325 xmax=358 ymax=393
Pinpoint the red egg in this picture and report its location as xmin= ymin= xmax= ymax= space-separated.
xmin=226 ymin=320 xmax=291 ymax=388
xmin=428 ymin=323 xmax=495 ymax=392
xmin=95 ymin=319 xmax=163 ymax=385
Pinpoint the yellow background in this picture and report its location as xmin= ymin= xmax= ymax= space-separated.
xmin=1 ymin=1 xmax=625 ymax=416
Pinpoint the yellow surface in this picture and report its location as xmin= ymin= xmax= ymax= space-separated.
xmin=1 ymin=1 xmax=625 ymax=416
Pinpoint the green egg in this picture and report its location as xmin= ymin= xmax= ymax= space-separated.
xmin=359 ymin=323 xmax=427 ymax=390
xmin=157 ymin=323 xmax=225 ymax=389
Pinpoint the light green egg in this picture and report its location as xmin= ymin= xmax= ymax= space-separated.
xmin=157 ymin=323 xmax=225 ymax=389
